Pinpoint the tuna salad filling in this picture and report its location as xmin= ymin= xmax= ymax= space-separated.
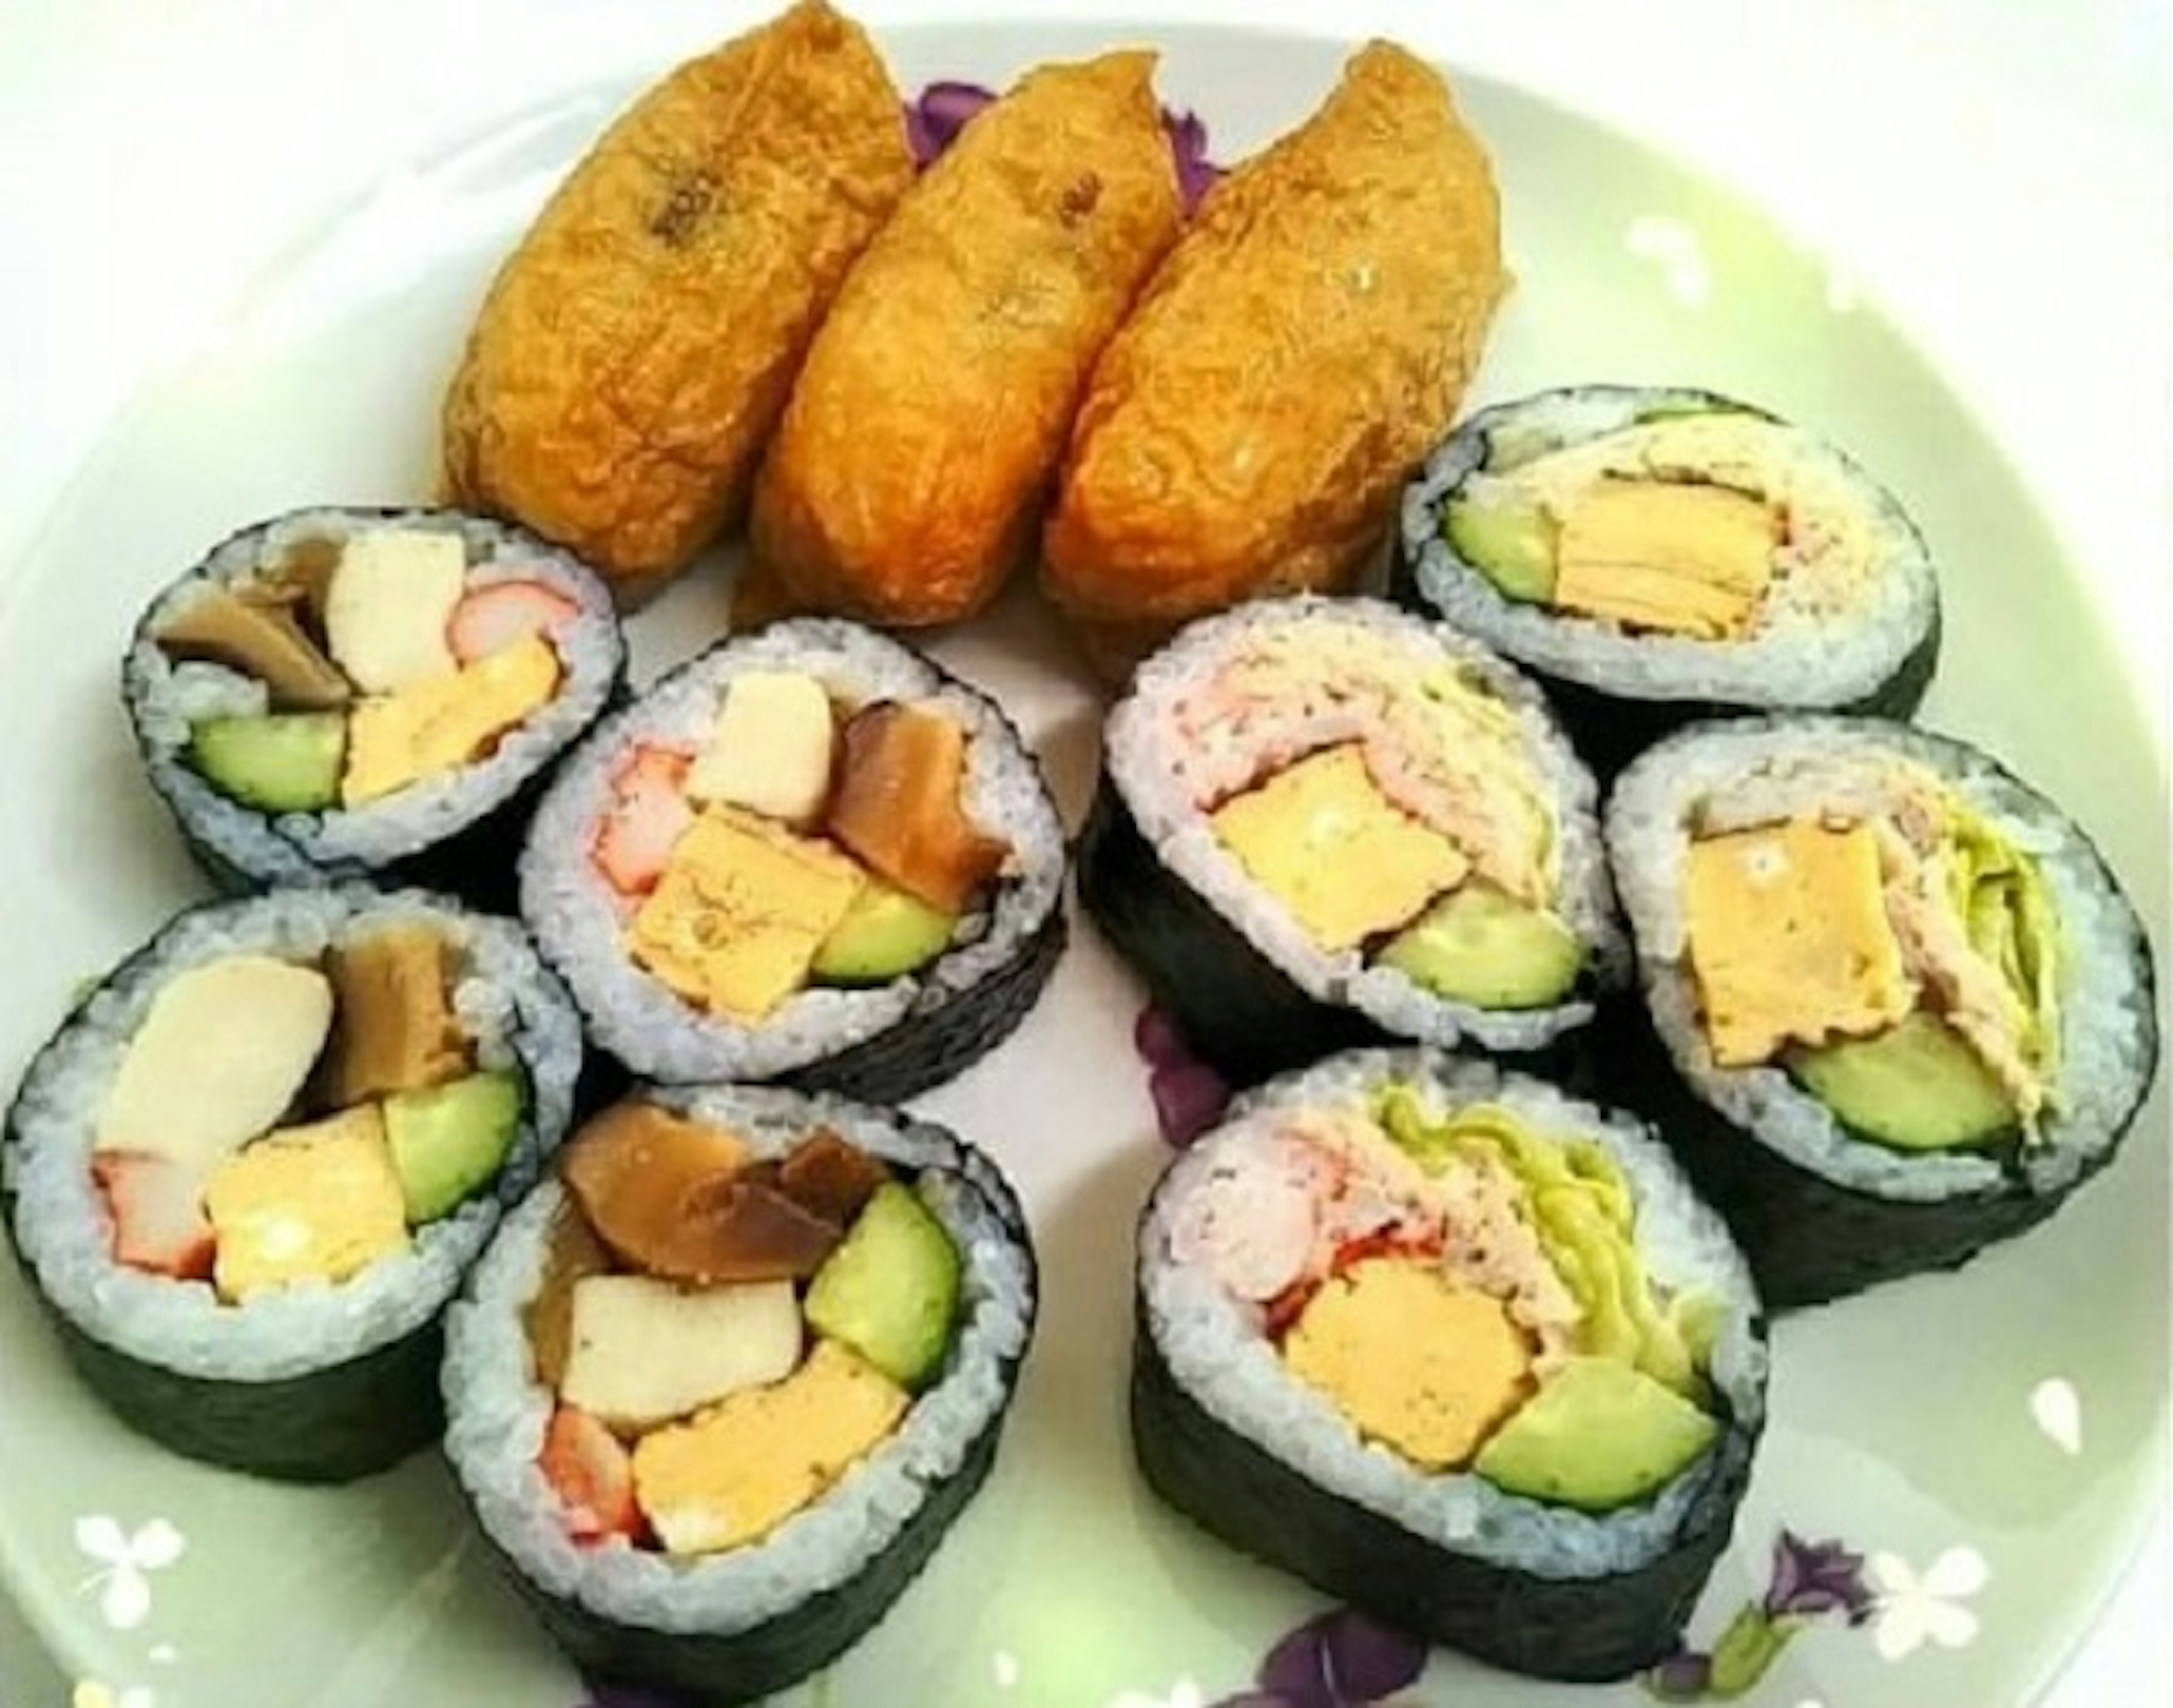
xmin=1166 ymin=1080 xmax=1727 ymax=1513
xmin=1445 ymin=408 xmax=1886 ymax=639
xmin=523 ymin=1100 xmax=965 ymax=1556
xmin=85 ymin=925 xmax=529 ymax=1298
xmin=586 ymin=671 xmax=1017 ymax=1022
xmin=1153 ymin=607 xmax=1597 ymax=1015
xmin=1679 ymin=753 xmax=2063 ymax=1146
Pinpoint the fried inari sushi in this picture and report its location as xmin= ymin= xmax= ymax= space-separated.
xmin=744 ymin=51 xmax=1184 ymax=628
xmin=1042 ymin=42 xmax=1505 ymax=673
xmin=441 ymin=1 xmax=914 ymax=598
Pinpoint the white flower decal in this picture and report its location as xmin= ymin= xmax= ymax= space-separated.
xmin=2030 ymin=1377 xmax=2084 ymax=1455
xmin=72 ymin=1683 xmax=156 ymax=1708
xmin=74 ymin=1514 xmax=186 ymax=1630
xmin=1868 ymin=1545 xmax=1989 ymax=1661
xmin=1106 ymin=1684 xmax=1204 ymax=1708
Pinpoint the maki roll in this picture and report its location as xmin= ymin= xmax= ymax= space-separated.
xmin=126 ymin=506 xmax=627 ymax=907
xmin=1394 ymin=387 xmax=1939 ymax=775
xmin=1605 ymin=717 xmax=2159 ymax=1307
xmin=1 ymin=886 xmax=581 ymax=1481
xmin=441 ymin=1086 xmax=1036 ymax=1705
xmin=1080 ymin=596 xmax=1628 ymax=1085
xmin=1132 ymin=1049 xmax=1766 ymax=1681
xmin=519 ymin=619 xmax=1066 ymax=1101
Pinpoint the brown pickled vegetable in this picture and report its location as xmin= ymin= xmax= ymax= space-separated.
xmin=524 ymin=1199 xmax=616 ymax=1390
xmin=156 ymin=585 xmax=353 ymax=709
xmin=827 ymin=703 xmax=1009 ymax=915
xmin=316 ymin=926 xmax=473 ymax=1106
xmin=778 ymin=1128 xmax=893 ymax=1226
xmin=265 ymin=538 xmax=343 ymax=637
xmin=561 ymin=1101 xmax=840 ymax=1284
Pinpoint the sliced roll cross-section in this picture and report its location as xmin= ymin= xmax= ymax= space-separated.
xmin=1605 ymin=716 xmax=2159 ymax=1306
xmin=1395 ymin=387 xmax=1940 ymax=774
xmin=441 ymin=1085 xmax=1036 ymax=1706
xmin=2 ymin=886 xmax=582 ymax=1480
xmin=519 ymin=619 xmax=1067 ymax=1102
xmin=1081 ymin=596 xmax=1627 ymax=1084
xmin=126 ymin=507 xmax=626 ymax=906
xmin=1132 ymin=1049 xmax=1767 ymax=1681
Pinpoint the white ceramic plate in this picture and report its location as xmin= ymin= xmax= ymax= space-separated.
xmin=1 ymin=16 xmax=2165 ymax=1708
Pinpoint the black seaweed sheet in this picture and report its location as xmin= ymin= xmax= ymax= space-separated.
xmin=126 ymin=505 xmax=630 ymax=914
xmin=1076 ymin=775 xmax=1605 ymax=1095
xmin=1130 ymin=1300 xmax=1763 ymax=1683
xmin=467 ymin=1110 xmax=1038 ymax=1707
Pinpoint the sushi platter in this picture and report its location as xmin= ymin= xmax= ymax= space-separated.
xmin=0 ymin=6 xmax=2163 ymax=1708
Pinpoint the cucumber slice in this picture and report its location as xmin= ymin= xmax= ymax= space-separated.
xmin=804 ymin=1182 xmax=961 ymax=1390
xmin=1475 ymin=1356 xmax=1717 ymax=1513
xmin=1787 ymin=1012 xmax=2018 ymax=1152
xmin=1444 ymin=496 xmax=1557 ymax=603
xmin=812 ymin=882 xmax=956 ymax=985
xmin=186 ymin=713 xmax=346 ymax=813
xmin=1378 ymin=884 xmax=1583 ymax=1010
xmin=383 ymin=1071 xmax=523 ymax=1224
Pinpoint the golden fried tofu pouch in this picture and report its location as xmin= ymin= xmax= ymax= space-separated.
xmin=440 ymin=1 xmax=914 ymax=596
xmin=1041 ymin=41 xmax=1505 ymax=668
xmin=744 ymin=50 xmax=1183 ymax=627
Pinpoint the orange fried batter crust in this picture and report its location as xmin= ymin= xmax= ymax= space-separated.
xmin=440 ymin=0 xmax=913 ymax=594
xmin=746 ymin=50 xmax=1183 ymax=628
xmin=1041 ymin=41 xmax=1505 ymax=666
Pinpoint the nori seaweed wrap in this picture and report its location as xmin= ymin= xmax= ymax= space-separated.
xmin=1393 ymin=386 xmax=1940 ymax=776
xmin=440 ymin=1084 xmax=1037 ymax=1706
xmin=1 ymin=886 xmax=582 ymax=1481
xmin=1132 ymin=1048 xmax=1767 ymax=1681
xmin=1079 ymin=596 xmax=1627 ymax=1086
xmin=1604 ymin=716 xmax=2159 ymax=1307
xmin=124 ymin=505 xmax=627 ymax=911
xmin=518 ymin=619 xmax=1067 ymax=1104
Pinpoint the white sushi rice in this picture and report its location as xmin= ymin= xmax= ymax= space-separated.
xmin=519 ymin=619 xmax=1066 ymax=1083
xmin=1401 ymin=387 xmax=1937 ymax=706
xmin=2 ymin=886 xmax=581 ymax=1381
xmin=1607 ymin=718 xmax=2158 ymax=1198
xmin=125 ymin=507 xmax=624 ymax=878
xmin=1139 ymin=1049 xmax=1766 ymax=1581
xmin=440 ymin=1085 xmax=1034 ymax=1637
xmin=1106 ymin=596 xmax=1629 ymax=1053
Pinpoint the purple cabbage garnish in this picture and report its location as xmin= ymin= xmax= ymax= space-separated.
xmin=1764 ymin=1530 xmax=1875 ymax=1625
xmin=904 ymin=80 xmax=1224 ymax=213
xmin=1133 ymin=1005 xmax=1231 ymax=1147
xmin=1249 ymin=1608 xmax=1428 ymax=1707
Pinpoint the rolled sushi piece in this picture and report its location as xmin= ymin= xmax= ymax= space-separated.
xmin=442 ymin=1085 xmax=1036 ymax=1705
xmin=1081 ymin=596 xmax=1629 ymax=1085
xmin=1394 ymin=387 xmax=1940 ymax=775
xmin=126 ymin=506 xmax=627 ymax=908
xmin=1605 ymin=716 xmax=2159 ymax=1307
xmin=519 ymin=618 xmax=1067 ymax=1102
xmin=1133 ymin=1048 xmax=1767 ymax=1681
xmin=1 ymin=885 xmax=582 ymax=1480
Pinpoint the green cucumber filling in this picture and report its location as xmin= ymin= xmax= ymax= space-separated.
xmin=526 ymin=1103 xmax=963 ymax=1555
xmin=1168 ymin=1082 xmax=1725 ymax=1513
xmin=1681 ymin=759 xmax=2064 ymax=1149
